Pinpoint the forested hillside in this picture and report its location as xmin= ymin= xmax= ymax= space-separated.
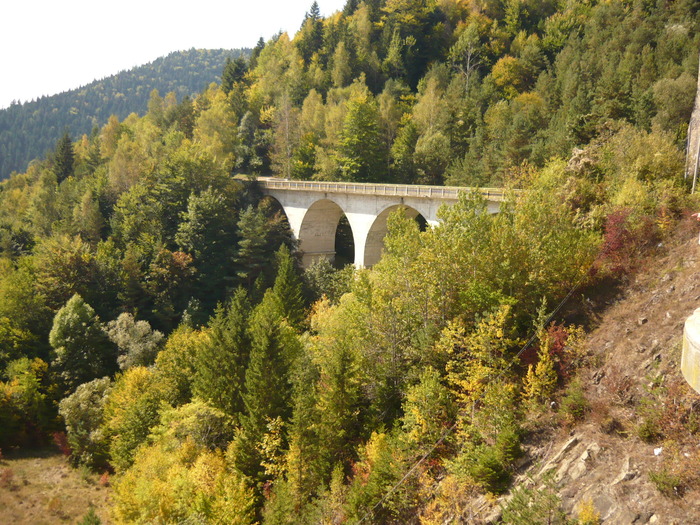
xmin=0 ymin=0 xmax=699 ymax=523
xmin=0 ymin=48 xmax=249 ymax=180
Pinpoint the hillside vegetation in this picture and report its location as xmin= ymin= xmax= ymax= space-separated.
xmin=0 ymin=0 xmax=699 ymax=523
xmin=0 ymin=48 xmax=249 ymax=180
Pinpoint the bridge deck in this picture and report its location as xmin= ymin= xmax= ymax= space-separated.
xmin=257 ymin=178 xmax=509 ymax=201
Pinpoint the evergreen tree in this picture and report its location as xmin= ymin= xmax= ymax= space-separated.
xmin=234 ymin=205 xmax=270 ymax=289
xmin=193 ymin=288 xmax=251 ymax=419
xmin=249 ymin=37 xmax=266 ymax=70
xmin=297 ymin=2 xmax=324 ymax=66
xmin=221 ymin=57 xmax=249 ymax=95
xmin=337 ymin=89 xmax=387 ymax=182
xmin=53 ymin=130 xmax=74 ymax=183
xmin=271 ymin=244 xmax=306 ymax=331
xmin=175 ymin=187 xmax=240 ymax=313
xmin=234 ymin=290 xmax=301 ymax=484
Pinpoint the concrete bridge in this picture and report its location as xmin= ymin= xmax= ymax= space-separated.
xmin=258 ymin=179 xmax=507 ymax=268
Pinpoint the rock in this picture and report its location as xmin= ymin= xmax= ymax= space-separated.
xmin=540 ymin=435 xmax=580 ymax=478
xmin=592 ymin=369 xmax=605 ymax=384
xmin=592 ymin=492 xmax=616 ymax=520
xmin=569 ymin=443 xmax=600 ymax=481
xmin=639 ymin=317 xmax=648 ymax=325
xmin=654 ymin=447 xmax=663 ymax=456
xmin=484 ymin=506 xmax=501 ymax=524
xmin=612 ymin=456 xmax=638 ymax=485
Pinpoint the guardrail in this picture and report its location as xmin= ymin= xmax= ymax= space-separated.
xmin=256 ymin=178 xmax=509 ymax=201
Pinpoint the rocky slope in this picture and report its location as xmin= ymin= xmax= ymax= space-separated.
xmin=489 ymin=219 xmax=700 ymax=524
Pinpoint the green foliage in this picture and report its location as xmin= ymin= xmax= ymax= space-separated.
xmin=112 ymin=434 xmax=255 ymax=525
xmin=234 ymin=201 xmax=295 ymax=292
xmin=337 ymin=88 xmax=387 ymax=182
xmin=0 ymin=357 xmax=53 ymax=448
xmin=193 ymin=288 xmax=251 ymax=419
xmin=58 ymin=376 xmax=112 ymax=468
xmin=154 ymin=326 xmax=206 ymax=406
xmin=271 ymin=244 xmax=306 ymax=330
xmin=559 ymin=378 xmax=590 ymax=426
xmin=233 ymin=290 xmax=301 ymax=483
xmin=0 ymin=1 xmax=698 ymax=520
xmin=346 ymin=430 xmax=417 ymax=523
xmin=77 ymin=506 xmax=102 ymax=525
xmin=49 ymin=294 xmax=117 ymax=394
xmin=400 ymin=367 xmax=456 ymax=449
xmin=304 ymin=258 xmax=354 ymax=304
xmin=155 ymin=400 xmax=234 ymax=451
xmin=175 ymin=185 xmax=242 ymax=315
xmin=52 ymin=131 xmax=75 ymax=183
xmin=500 ymin=471 xmax=568 ymax=524
xmin=102 ymin=366 xmax=170 ymax=472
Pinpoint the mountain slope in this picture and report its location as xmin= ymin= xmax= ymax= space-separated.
xmin=0 ymin=48 xmax=249 ymax=180
xmin=479 ymin=222 xmax=700 ymax=524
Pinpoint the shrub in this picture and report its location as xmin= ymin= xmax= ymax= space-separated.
xmin=500 ymin=471 xmax=567 ymax=524
xmin=637 ymin=417 xmax=663 ymax=444
xmin=466 ymin=426 xmax=522 ymax=495
xmin=78 ymin=507 xmax=101 ymax=525
xmin=575 ymin=498 xmax=601 ymax=524
xmin=468 ymin=444 xmax=512 ymax=495
xmin=99 ymin=471 xmax=110 ymax=487
xmin=648 ymin=444 xmax=700 ymax=499
xmin=649 ymin=468 xmax=685 ymax=498
xmin=559 ymin=379 xmax=589 ymax=425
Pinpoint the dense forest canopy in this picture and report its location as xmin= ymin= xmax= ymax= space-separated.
xmin=0 ymin=0 xmax=699 ymax=523
xmin=0 ymin=48 xmax=249 ymax=180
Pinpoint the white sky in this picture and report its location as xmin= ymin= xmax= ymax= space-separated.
xmin=0 ymin=0 xmax=347 ymax=109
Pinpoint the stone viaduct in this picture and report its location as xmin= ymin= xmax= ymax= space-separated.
xmin=257 ymin=178 xmax=507 ymax=268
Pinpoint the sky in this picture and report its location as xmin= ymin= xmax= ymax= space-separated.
xmin=0 ymin=0 xmax=348 ymax=109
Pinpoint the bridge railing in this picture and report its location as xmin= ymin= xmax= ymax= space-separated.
xmin=256 ymin=178 xmax=509 ymax=201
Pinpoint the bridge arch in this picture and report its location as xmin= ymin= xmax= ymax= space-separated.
xmin=297 ymin=198 xmax=349 ymax=267
xmin=362 ymin=204 xmax=427 ymax=267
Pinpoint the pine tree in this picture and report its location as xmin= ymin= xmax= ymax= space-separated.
xmin=234 ymin=205 xmax=270 ymax=290
xmin=53 ymin=130 xmax=74 ymax=183
xmin=271 ymin=245 xmax=306 ymax=331
xmin=193 ymin=288 xmax=251 ymax=419
xmin=249 ymin=37 xmax=266 ymax=70
xmin=221 ymin=57 xmax=249 ymax=95
xmin=337 ymin=89 xmax=387 ymax=182
xmin=234 ymin=290 xmax=301 ymax=482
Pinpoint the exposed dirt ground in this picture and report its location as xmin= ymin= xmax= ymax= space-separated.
xmin=0 ymin=449 xmax=111 ymax=524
